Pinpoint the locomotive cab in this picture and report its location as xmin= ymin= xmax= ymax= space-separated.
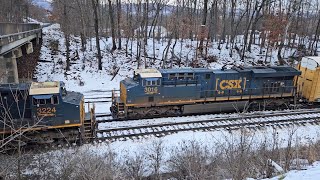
xmin=111 ymin=69 xmax=163 ymax=119
xmin=29 ymin=81 xmax=84 ymax=127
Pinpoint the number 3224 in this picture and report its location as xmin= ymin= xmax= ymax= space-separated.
xmin=37 ymin=107 xmax=56 ymax=116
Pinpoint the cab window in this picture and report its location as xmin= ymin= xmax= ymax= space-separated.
xmin=143 ymin=78 xmax=160 ymax=86
xmin=32 ymin=95 xmax=59 ymax=106
xmin=52 ymin=95 xmax=59 ymax=104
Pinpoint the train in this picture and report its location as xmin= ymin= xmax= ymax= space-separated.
xmin=110 ymin=56 xmax=320 ymax=119
xmin=0 ymin=81 xmax=96 ymax=147
xmin=2 ymin=56 xmax=320 ymax=148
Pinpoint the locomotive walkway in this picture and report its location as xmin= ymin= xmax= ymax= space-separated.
xmin=95 ymin=108 xmax=320 ymax=141
xmin=0 ymin=23 xmax=47 ymax=83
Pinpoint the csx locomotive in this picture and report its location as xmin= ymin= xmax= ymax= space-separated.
xmin=0 ymin=81 xmax=96 ymax=146
xmin=111 ymin=56 xmax=320 ymax=119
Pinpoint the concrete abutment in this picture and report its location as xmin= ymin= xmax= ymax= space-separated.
xmin=0 ymin=54 xmax=19 ymax=83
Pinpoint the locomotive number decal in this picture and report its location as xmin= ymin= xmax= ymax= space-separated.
xmin=144 ymin=87 xmax=158 ymax=94
xmin=216 ymin=77 xmax=247 ymax=90
xmin=37 ymin=107 xmax=56 ymax=117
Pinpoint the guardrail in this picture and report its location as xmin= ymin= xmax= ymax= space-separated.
xmin=0 ymin=28 xmax=42 ymax=47
xmin=0 ymin=22 xmax=41 ymax=35
xmin=0 ymin=23 xmax=48 ymax=55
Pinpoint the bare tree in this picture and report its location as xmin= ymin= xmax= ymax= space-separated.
xmin=92 ymin=0 xmax=103 ymax=70
xmin=108 ymin=0 xmax=117 ymax=51
xmin=145 ymin=140 xmax=165 ymax=179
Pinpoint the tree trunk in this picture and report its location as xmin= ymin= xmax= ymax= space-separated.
xmin=198 ymin=0 xmax=208 ymax=55
xmin=65 ymin=34 xmax=71 ymax=71
xmin=116 ymin=0 xmax=121 ymax=49
xmin=92 ymin=0 xmax=102 ymax=70
xmin=108 ymin=0 xmax=117 ymax=51
xmin=311 ymin=17 xmax=320 ymax=55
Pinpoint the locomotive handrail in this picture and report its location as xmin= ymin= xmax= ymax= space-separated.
xmin=111 ymin=89 xmax=120 ymax=103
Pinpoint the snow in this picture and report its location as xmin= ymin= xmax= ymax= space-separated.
xmin=264 ymin=162 xmax=320 ymax=180
xmin=268 ymin=159 xmax=285 ymax=173
xmin=35 ymin=24 xmax=320 ymax=179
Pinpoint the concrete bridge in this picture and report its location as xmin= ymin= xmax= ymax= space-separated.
xmin=0 ymin=23 xmax=43 ymax=83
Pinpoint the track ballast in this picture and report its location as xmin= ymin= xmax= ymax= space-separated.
xmin=95 ymin=108 xmax=320 ymax=142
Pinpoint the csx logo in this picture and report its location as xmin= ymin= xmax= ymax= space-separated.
xmin=217 ymin=79 xmax=243 ymax=90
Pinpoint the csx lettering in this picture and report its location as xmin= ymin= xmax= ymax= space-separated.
xmin=144 ymin=87 xmax=158 ymax=94
xmin=219 ymin=79 xmax=242 ymax=90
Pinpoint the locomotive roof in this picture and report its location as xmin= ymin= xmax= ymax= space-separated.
xmin=135 ymin=69 xmax=162 ymax=78
xmin=133 ymin=66 xmax=300 ymax=79
xmin=160 ymin=68 xmax=212 ymax=74
xmin=63 ymin=91 xmax=83 ymax=105
xmin=29 ymin=81 xmax=60 ymax=95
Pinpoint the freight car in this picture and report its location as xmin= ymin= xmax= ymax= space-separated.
xmin=0 ymin=81 xmax=96 ymax=147
xmin=297 ymin=56 xmax=320 ymax=102
xmin=111 ymin=66 xmax=302 ymax=119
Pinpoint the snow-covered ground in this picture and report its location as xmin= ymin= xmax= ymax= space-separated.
xmin=261 ymin=161 xmax=320 ymax=180
xmin=35 ymin=24 xmax=320 ymax=179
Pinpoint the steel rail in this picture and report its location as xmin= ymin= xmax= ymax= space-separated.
xmin=95 ymin=108 xmax=320 ymax=123
xmin=95 ymin=109 xmax=320 ymax=141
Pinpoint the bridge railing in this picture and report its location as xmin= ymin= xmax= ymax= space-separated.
xmin=0 ymin=23 xmax=41 ymax=36
xmin=0 ymin=23 xmax=43 ymax=55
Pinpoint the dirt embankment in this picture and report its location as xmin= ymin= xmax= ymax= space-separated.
xmin=17 ymin=39 xmax=42 ymax=82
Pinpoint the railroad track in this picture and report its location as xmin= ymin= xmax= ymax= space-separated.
xmin=94 ymin=108 xmax=309 ymax=123
xmin=95 ymin=109 xmax=320 ymax=141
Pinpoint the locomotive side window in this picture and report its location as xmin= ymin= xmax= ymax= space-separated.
xmin=52 ymin=96 xmax=59 ymax=104
xmin=178 ymin=73 xmax=185 ymax=80
xmin=186 ymin=73 xmax=194 ymax=80
xmin=169 ymin=74 xmax=175 ymax=80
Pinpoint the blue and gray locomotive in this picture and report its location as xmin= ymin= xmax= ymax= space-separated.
xmin=0 ymin=81 xmax=96 ymax=146
xmin=111 ymin=66 xmax=301 ymax=119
